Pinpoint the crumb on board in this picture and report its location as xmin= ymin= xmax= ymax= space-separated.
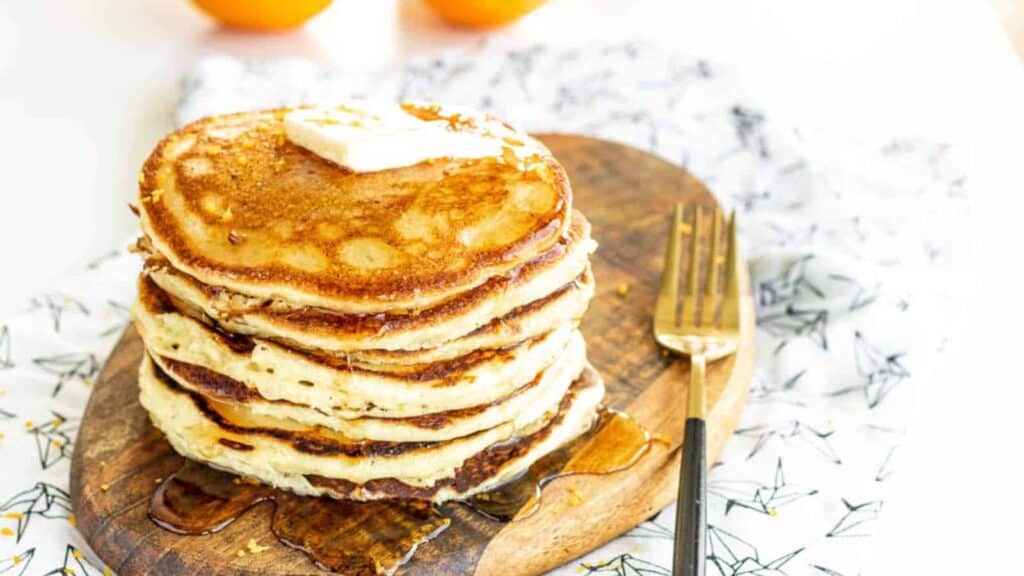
xmin=100 ymin=484 xmax=110 ymax=492
xmin=616 ymin=283 xmax=629 ymax=297
xmin=566 ymin=486 xmax=583 ymax=507
xmin=247 ymin=538 xmax=270 ymax=554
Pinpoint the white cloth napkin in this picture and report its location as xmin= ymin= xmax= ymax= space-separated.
xmin=0 ymin=42 xmax=965 ymax=575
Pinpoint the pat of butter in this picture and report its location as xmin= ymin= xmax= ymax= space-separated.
xmin=284 ymin=101 xmax=537 ymax=173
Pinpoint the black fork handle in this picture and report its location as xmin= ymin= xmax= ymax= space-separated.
xmin=673 ymin=417 xmax=706 ymax=576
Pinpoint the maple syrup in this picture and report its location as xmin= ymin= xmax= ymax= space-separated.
xmin=149 ymin=407 xmax=654 ymax=575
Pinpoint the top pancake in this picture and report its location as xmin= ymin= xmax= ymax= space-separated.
xmin=138 ymin=108 xmax=572 ymax=313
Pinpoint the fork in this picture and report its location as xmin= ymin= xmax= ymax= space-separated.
xmin=653 ymin=203 xmax=741 ymax=576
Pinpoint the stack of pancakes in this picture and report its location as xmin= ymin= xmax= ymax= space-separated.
xmin=131 ymin=106 xmax=602 ymax=503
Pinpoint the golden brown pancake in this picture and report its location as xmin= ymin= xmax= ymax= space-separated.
xmin=142 ymin=211 xmax=594 ymax=353
xmin=137 ymin=108 xmax=572 ymax=314
xmin=147 ymin=335 xmax=582 ymax=442
xmin=133 ymin=273 xmax=586 ymax=418
xmin=139 ymin=355 xmax=604 ymax=500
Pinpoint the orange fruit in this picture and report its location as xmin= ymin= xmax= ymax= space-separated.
xmin=191 ymin=0 xmax=332 ymax=31
xmin=421 ymin=0 xmax=548 ymax=28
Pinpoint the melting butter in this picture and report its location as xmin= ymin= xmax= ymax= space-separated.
xmin=284 ymin=100 xmax=543 ymax=173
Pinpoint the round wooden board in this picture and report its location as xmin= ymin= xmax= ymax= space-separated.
xmin=70 ymin=134 xmax=755 ymax=576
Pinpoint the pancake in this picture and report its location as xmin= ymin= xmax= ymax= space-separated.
xmin=137 ymin=107 xmax=572 ymax=314
xmin=138 ymin=253 xmax=594 ymax=368
xmin=143 ymin=210 xmax=595 ymax=353
xmin=139 ymin=356 xmax=603 ymax=498
xmin=148 ymin=332 xmax=582 ymax=442
xmin=133 ymin=275 xmax=584 ymax=417
xmin=141 ymin=354 xmax=603 ymax=502
xmin=346 ymin=266 xmax=593 ymax=366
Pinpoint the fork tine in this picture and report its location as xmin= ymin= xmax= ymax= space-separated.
xmin=701 ymin=207 xmax=722 ymax=327
xmin=720 ymin=210 xmax=741 ymax=330
xmin=681 ymin=206 xmax=703 ymax=328
xmin=655 ymin=203 xmax=684 ymax=328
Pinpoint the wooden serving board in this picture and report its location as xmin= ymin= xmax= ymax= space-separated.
xmin=70 ymin=135 xmax=756 ymax=576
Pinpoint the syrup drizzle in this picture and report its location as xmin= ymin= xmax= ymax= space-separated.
xmin=460 ymin=407 xmax=651 ymax=521
xmin=149 ymin=407 xmax=653 ymax=575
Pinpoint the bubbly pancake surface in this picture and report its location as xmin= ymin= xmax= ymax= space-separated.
xmin=138 ymin=109 xmax=572 ymax=313
xmin=143 ymin=210 xmax=595 ymax=353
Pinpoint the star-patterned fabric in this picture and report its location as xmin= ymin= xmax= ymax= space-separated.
xmin=1 ymin=43 xmax=964 ymax=575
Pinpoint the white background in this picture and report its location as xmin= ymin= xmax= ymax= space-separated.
xmin=3 ymin=0 xmax=1023 ymax=573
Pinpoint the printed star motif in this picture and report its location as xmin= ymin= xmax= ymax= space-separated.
xmin=731 ymin=189 xmax=773 ymax=212
xmin=31 ymin=353 xmax=99 ymax=398
xmin=592 ymin=110 xmax=679 ymax=153
xmin=39 ymin=545 xmax=106 ymax=576
xmin=99 ymin=300 xmax=131 ymax=338
xmin=828 ymin=273 xmax=880 ymax=312
xmin=875 ymin=446 xmax=897 ymax=482
xmin=0 ymin=547 xmax=35 ymax=575
xmin=26 ymin=412 xmax=78 ymax=469
xmin=755 ymin=256 xmax=830 ymax=351
xmin=0 ymin=483 xmax=73 ymax=542
xmin=85 ymin=248 xmax=121 ymax=271
xmin=552 ymin=70 xmax=621 ymax=115
xmin=748 ymin=370 xmax=806 ymax=405
xmin=759 ymin=305 xmax=829 ymax=352
xmin=710 ymin=458 xmax=818 ymax=516
xmin=27 ymin=294 xmax=89 ymax=333
xmin=0 ymin=325 xmax=12 ymax=370
xmin=827 ymin=331 xmax=909 ymax=409
xmin=624 ymin=520 xmax=672 ymax=540
xmin=730 ymin=105 xmax=770 ymax=159
xmin=826 ymin=499 xmax=883 ymax=538
xmin=734 ymin=420 xmax=842 ymax=465
xmin=763 ymin=222 xmax=822 ymax=250
xmin=707 ymin=525 xmax=803 ymax=575
xmin=579 ymin=553 xmax=669 ymax=576
xmin=489 ymin=46 xmax=545 ymax=96
xmin=756 ymin=255 xmax=823 ymax=307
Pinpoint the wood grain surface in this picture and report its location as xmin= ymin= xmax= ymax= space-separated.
xmin=69 ymin=134 xmax=756 ymax=576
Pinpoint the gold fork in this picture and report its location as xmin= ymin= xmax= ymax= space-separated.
xmin=653 ymin=204 xmax=741 ymax=576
